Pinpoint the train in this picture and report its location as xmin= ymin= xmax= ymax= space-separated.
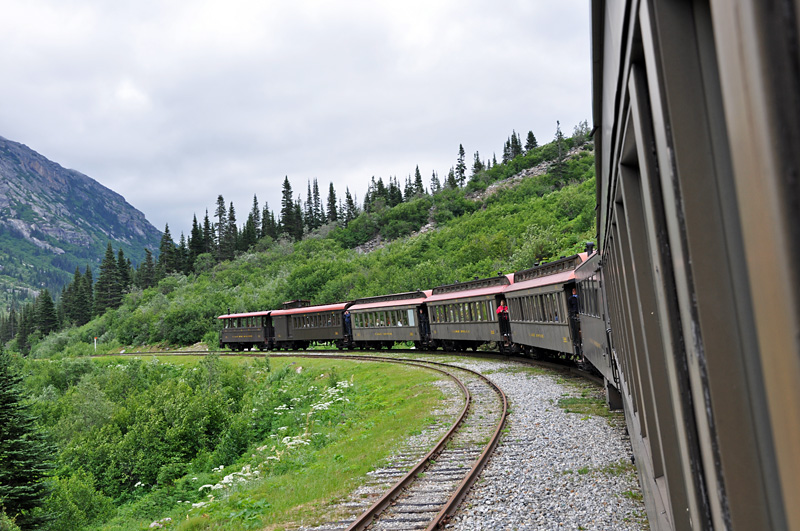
xmin=218 ymin=249 xmax=595 ymax=364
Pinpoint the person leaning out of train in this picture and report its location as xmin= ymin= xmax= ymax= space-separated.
xmin=496 ymin=300 xmax=510 ymax=337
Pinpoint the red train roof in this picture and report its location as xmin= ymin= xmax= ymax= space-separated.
xmin=425 ymin=278 xmax=513 ymax=303
xmin=217 ymin=311 xmax=272 ymax=319
xmin=270 ymin=302 xmax=350 ymax=316
xmin=349 ymin=297 xmax=428 ymax=312
xmin=504 ymin=269 xmax=577 ymax=293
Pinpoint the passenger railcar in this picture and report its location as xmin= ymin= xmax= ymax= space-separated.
xmin=217 ymin=311 xmax=273 ymax=351
xmin=592 ymin=1 xmax=800 ymax=529
xmin=270 ymin=301 xmax=351 ymax=350
xmin=348 ymin=291 xmax=431 ymax=350
xmin=426 ymin=275 xmax=513 ymax=352
xmin=504 ymin=253 xmax=587 ymax=359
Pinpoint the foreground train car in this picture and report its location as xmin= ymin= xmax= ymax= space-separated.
xmin=592 ymin=1 xmax=800 ymax=529
xmin=426 ymin=275 xmax=512 ymax=352
xmin=348 ymin=291 xmax=431 ymax=349
xmin=505 ymin=254 xmax=587 ymax=358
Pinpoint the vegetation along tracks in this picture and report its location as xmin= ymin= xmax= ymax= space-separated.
xmin=117 ymin=351 xmax=508 ymax=530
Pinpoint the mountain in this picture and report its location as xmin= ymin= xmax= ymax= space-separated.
xmin=0 ymin=135 xmax=162 ymax=308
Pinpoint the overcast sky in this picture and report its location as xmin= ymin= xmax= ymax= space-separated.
xmin=0 ymin=1 xmax=591 ymax=238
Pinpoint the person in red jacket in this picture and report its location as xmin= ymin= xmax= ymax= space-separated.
xmin=496 ymin=299 xmax=510 ymax=338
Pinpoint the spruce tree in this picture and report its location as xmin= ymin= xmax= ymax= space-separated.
xmin=279 ymin=176 xmax=295 ymax=238
xmin=76 ymin=267 xmax=93 ymax=325
xmin=136 ymin=250 xmax=156 ymax=289
xmin=34 ymin=289 xmax=58 ymax=336
xmin=414 ymin=165 xmax=425 ymax=195
xmin=343 ymin=188 xmax=357 ymax=225
xmin=472 ymin=151 xmax=484 ymax=175
xmin=326 ymin=183 xmax=338 ymax=223
xmin=157 ymin=225 xmax=176 ymax=274
xmin=293 ymin=199 xmax=304 ymax=240
xmin=249 ymin=195 xmax=261 ymax=239
xmin=430 ymin=170 xmax=441 ymax=193
xmin=224 ymin=202 xmax=237 ymax=260
xmin=446 ymin=167 xmax=458 ymax=189
xmin=0 ymin=348 xmax=54 ymax=529
xmin=312 ymin=179 xmax=323 ymax=229
xmin=455 ymin=144 xmax=466 ymax=187
xmin=202 ymin=211 xmax=214 ymax=254
xmin=525 ymin=130 xmax=538 ymax=152
xmin=117 ymin=249 xmax=131 ymax=293
xmin=214 ymin=196 xmax=227 ymax=260
xmin=189 ymin=214 xmax=204 ymax=265
xmin=95 ymin=243 xmax=122 ymax=315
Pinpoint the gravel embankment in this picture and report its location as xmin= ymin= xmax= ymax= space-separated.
xmin=445 ymin=358 xmax=647 ymax=531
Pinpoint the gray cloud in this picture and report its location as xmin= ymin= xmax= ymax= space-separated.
xmin=0 ymin=0 xmax=591 ymax=237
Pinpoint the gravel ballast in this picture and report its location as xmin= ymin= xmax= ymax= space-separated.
xmin=444 ymin=358 xmax=647 ymax=531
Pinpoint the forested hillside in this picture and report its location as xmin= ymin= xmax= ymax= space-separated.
xmin=7 ymin=127 xmax=596 ymax=358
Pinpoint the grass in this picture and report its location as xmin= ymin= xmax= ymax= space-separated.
xmin=94 ymin=356 xmax=451 ymax=531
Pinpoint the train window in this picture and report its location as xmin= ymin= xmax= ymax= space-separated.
xmin=480 ymin=302 xmax=488 ymax=321
xmin=407 ymin=309 xmax=414 ymax=326
xmin=488 ymin=300 xmax=496 ymax=321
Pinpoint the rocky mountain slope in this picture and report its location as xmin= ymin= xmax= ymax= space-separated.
xmin=0 ymin=135 xmax=162 ymax=307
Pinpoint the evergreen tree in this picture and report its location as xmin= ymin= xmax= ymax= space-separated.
xmin=250 ymin=195 xmax=261 ymax=240
xmin=189 ymin=214 xmax=204 ymax=266
xmin=343 ymin=187 xmax=357 ymax=225
xmin=525 ymin=130 xmax=538 ymax=152
xmin=34 ymin=289 xmax=58 ymax=336
xmin=304 ymin=180 xmax=314 ymax=231
xmin=202 ymin=211 xmax=214 ymax=254
xmin=15 ymin=305 xmax=33 ymax=355
xmin=0 ymin=348 xmax=54 ymax=529
xmin=446 ymin=167 xmax=458 ymax=189
xmin=388 ymin=177 xmax=403 ymax=206
xmin=430 ymin=170 xmax=441 ymax=193
xmin=502 ymin=138 xmax=511 ymax=164
xmin=492 ymin=152 xmax=498 ymax=166
xmin=214 ymin=195 xmax=227 ymax=260
xmin=404 ymin=176 xmax=415 ymax=199
xmin=472 ymin=151 xmax=485 ymax=175
xmin=95 ymin=243 xmax=122 ymax=315
xmin=279 ymin=176 xmax=296 ymax=239
xmin=510 ymin=130 xmax=523 ymax=158
xmin=293 ymin=198 xmax=304 ymax=240
xmin=572 ymin=119 xmax=590 ymax=146
xmin=224 ymin=201 xmax=237 ymax=260
xmin=312 ymin=178 xmax=323 ymax=229
xmin=326 ymin=183 xmax=338 ymax=223
xmin=136 ymin=250 xmax=156 ymax=289
xmin=157 ymin=225 xmax=176 ymax=274
xmin=455 ymin=144 xmax=467 ymax=187
xmin=117 ymin=249 xmax=132 ymax=293
xmin=414 ymin=165 xmax=425 ymax=195
xmin=75 ymin=267 xmax=93 ymax=326
xmin=177 ymin=233 xmax=189 ymax=274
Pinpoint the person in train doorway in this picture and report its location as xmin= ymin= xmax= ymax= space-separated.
xmin=567 ymin=288 xmax=583 ymax=358
xmin=496 ymin=299 xmax=511 ymax=341
xmin=418 ymin=307 xmax=430 ymax=339
xmin=343 ymin=310 xmax=352 ymax=337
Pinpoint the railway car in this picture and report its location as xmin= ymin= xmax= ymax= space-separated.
xmin=217 ymin=311 xmax=272 ymax=351
xmin=347 ymin=291 xmax=432 ymax=350
xmin=270 ymin=300 xmax=351 ymax=350
xmin=592 ymin=1 xmax=800 ymax=529
xmin=504 ymin=253 xmax=587 ymax=359
xmin=573 ymin=249 xmax=619 ymax=408
xmin=426 ymin=274 xmax=513 ymax=352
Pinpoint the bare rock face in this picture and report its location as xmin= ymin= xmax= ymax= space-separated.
xmin=0 ymin=135 xmax=162 ymax=301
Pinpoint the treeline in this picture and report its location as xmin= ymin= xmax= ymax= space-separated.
xmin=0 ymin=243 xmax=161 ymax=354
xmin=164 ymin=121 xmax=588 ymax=273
